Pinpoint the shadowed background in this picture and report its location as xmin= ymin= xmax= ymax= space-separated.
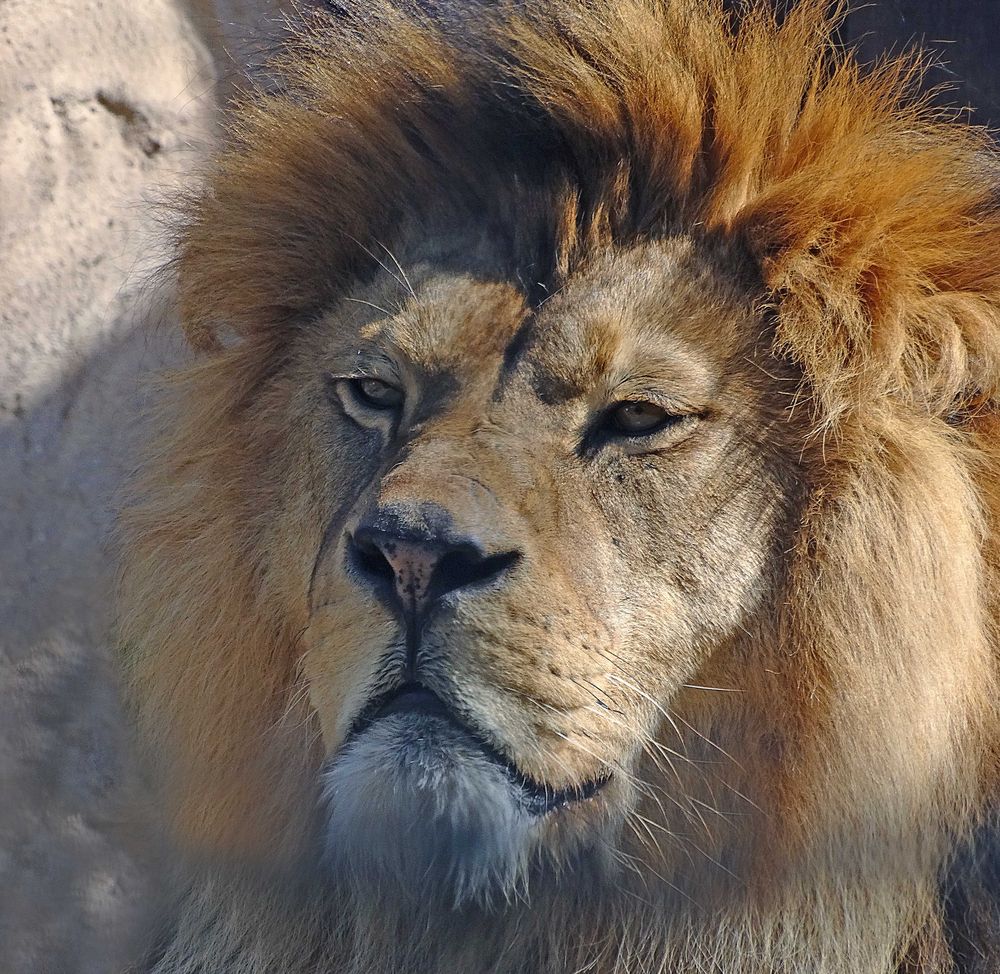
xmin=1 ymin=2 xmax=997 ymax=971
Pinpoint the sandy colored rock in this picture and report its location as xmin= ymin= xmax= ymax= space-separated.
xmin=0 ymin=2 xmax=215 ymax=971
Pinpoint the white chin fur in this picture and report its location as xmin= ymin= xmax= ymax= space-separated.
xmin=321 ymin=714 xmax=537 ymax=906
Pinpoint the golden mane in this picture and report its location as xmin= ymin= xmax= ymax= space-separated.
xmin=120 ymin=2 xmax=1000 ymax=971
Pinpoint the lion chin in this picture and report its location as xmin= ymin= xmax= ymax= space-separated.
xmin=322 ymin=702 xmax=535 ymax=904
xmin=119 ymin=1 xmax=1000 ymax=972
xmin=323 ymin=686 xmax=611 ymax=905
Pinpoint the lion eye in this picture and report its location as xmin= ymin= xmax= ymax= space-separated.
xmin=351 ymin=377 xmax=404 ymax=410
xmin=609 ymin=400 xmax=676 ymax=435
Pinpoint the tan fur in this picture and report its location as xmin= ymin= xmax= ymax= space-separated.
xmin=119 ymin=2 xmax=1000 ymax=971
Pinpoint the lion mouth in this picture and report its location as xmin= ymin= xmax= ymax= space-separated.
xmin=349 ymin=683 xmax=609 ymax=816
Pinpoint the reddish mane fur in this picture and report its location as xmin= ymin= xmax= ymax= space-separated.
xmin=178 ymin=0 xmax=1000 ymax=418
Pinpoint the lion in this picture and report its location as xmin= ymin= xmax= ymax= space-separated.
xmin=118 ymin=1 xmax=1000 ymax=971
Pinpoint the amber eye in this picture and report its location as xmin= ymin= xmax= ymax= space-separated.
xmin=609 ymin=400 xmax=676 ymax=435
xmin=351 ymin=377 xmax=404 ymax=410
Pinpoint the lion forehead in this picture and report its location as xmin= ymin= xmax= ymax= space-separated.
xmin=324 ymin=239 xmax=750 ymax=421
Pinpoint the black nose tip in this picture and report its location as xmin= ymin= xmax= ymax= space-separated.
xmin=349 ymin=511 xmax=520 ymax=618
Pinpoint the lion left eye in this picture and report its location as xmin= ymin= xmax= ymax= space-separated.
xmin=609 ymin=400 xmax=678 ymax=435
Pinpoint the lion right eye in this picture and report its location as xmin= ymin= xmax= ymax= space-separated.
xmin=348 ymin=377 xmax=404 ymax=410
xmin=607 ymin=400 xmax=682 ymax=436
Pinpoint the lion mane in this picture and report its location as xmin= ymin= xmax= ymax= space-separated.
xmin=120 ymin=1 xmax=1000 ymax=972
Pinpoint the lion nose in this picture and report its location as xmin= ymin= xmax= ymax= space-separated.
xmin=349 ymin=508 xmax=520 ymax=619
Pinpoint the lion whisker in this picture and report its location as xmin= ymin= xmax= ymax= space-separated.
xmin=373 ymin=238 xmax=416 ymax=299
xmin=605 ymin=672 xmax=741 ymax=775
xmin=345 ymin=234 xmax=414 ymax=300
xmin=668 ymin=711 xmax=744 ymax=771
xmin=612 ymin=846 xmax=702 ymax=911
xmin=344 ymin=296 xmax=395 ymax=317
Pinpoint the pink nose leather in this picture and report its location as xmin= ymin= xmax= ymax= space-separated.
xmin=350 ymin=505 xmax=520 ymax=622
xmin=379 ymin=541 xmax=438 ymax=615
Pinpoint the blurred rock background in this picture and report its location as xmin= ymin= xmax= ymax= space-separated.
xmin=0 ymin=3 xmax=283 ymax=971
xmin=0 ymin=2 xmax=997 ymax=972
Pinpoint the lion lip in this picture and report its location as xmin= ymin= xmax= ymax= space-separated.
xmin=349 ymin=683 xmax=610 ymax=816
xmin=370 ymin=684 xmax=451 ymax=721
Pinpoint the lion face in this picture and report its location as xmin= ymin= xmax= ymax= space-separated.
xmin=291 ymin=237 xmax=799 ymax=901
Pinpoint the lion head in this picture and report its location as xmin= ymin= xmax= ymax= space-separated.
xmin=121 ymin=2 xmax=1000 ymax=971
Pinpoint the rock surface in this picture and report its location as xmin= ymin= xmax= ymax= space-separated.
xmin=0 ymin=2 xmax=996 ymax=973
xmin=0 ymin=3 xmax=213 ymax=971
